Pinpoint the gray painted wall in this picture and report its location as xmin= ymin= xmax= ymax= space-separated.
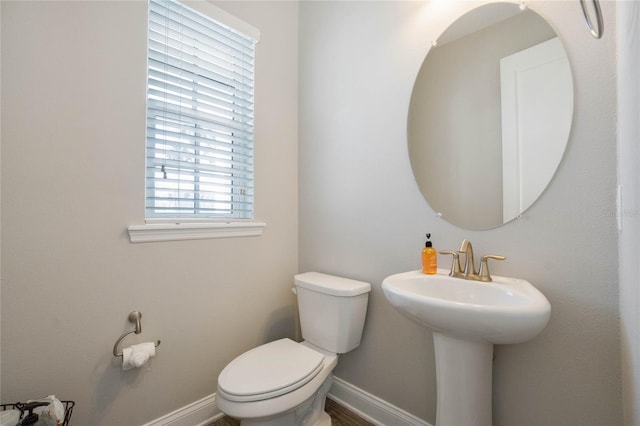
xmin=1 ymin=1 xmax=298 ymax=424
xmin=299 ymin=1 xmax=621 ymax=425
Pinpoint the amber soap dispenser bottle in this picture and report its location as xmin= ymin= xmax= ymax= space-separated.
xmin=422 ymin=233 xmax=437 ymax=274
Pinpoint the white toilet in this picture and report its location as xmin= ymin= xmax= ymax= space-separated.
xmin=216 ymin=272 xmax=371 ymax=426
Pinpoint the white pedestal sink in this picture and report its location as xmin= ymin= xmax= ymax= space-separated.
xmin=382 ymin=269 xmax=551 ymax=426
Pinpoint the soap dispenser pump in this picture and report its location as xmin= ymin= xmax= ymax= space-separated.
xmin=422 ymin=233 xmax=437 ymax=274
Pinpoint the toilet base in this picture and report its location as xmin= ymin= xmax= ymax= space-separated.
xmin=238 ymin=374 xmax=333 ymax=426
xmin=240 ymin=411 xmax=331 ymax=426
xmin=315 ymin=411 xmax=332 ymax=426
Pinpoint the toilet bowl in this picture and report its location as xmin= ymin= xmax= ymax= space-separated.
xmin=216 ymin=272 xmax=371 ymax=426
xmin=217 ymin=339 xmax=337 ymax=426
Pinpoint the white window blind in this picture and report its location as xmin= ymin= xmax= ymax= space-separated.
xmin=146 ymin=0 xmax=257 ymax=220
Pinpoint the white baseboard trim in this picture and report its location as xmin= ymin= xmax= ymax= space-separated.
xmin=328 ymin=376 xmax=432 ymax=426
xmin=141 ymin=393 xmax=222 ymax=426
xmin=142 ymin=377 xmax=431 ymax=426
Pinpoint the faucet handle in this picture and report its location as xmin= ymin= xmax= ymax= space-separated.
xmin=479 ymin=255 xmax=506 ymax=282
xmin=439 ymin=250 xmax=463 ymax=277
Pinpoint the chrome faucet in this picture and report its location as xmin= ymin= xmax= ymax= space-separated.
xmin=440 ymin=239 xmax=506 ymax=282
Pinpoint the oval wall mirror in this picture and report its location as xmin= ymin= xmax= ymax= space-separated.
xmin=408 ymin=3 xmax=573 ymax=230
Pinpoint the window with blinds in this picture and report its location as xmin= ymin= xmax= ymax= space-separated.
xmin=146 ymin=0 xmax=257 ymax=220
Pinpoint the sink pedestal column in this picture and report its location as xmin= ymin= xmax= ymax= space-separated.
xmin=433 ymin=332 xmax=493 ymax=426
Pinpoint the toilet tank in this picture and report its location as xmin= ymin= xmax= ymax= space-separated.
xmin=294 ymin=272 xmax=371 ymax=354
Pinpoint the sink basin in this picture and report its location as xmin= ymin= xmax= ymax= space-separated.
xmin=382 ymin=267 xmax=551 ymax=425
xmin=382 ymin=269 xmax=551 ymax=344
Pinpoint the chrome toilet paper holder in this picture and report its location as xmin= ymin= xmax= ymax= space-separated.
xmin=113 ymin=311 xmax=161 ymax=357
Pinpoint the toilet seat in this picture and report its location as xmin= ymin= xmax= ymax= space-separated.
xmin=217 ymin=338 xmax=325 ymax=402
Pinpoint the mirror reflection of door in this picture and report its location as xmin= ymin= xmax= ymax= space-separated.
xmin=500 ymin=38 xmax=573 ymax=223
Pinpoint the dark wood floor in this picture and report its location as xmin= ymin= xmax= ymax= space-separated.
xmin=208 ymin=398 xmax=374 ymax=426
xmin=325 ymin=398 xmax=374 ymax=426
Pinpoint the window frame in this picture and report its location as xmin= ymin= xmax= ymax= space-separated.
xmin=128 ymin=0 xmax=265 ymax=243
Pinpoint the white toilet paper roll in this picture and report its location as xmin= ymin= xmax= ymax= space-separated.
xmin=122 ymin=342 xmax=156 ymax=371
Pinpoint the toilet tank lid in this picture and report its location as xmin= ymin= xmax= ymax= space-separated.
xmin=294 ymin=272 xmax=371 ymax=296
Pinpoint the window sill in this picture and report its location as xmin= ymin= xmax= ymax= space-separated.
xmin=127 ymin=221 xmax=266 ymax=243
